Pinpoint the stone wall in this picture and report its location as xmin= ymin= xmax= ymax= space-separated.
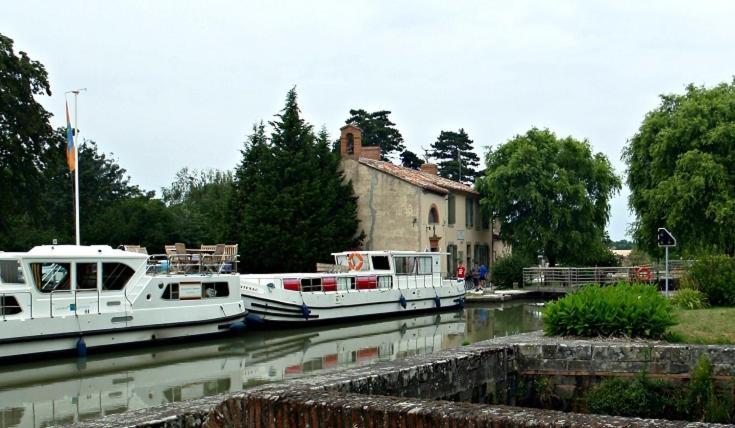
xmin=71 ymin=332 xmax=735 ymax=427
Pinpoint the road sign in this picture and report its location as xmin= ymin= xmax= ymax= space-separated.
xmin=657 ymin=227 xmax=676 ymax=298
xmin=657 ymin=228 xmax=676 ymax=247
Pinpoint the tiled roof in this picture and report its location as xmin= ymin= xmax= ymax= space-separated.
xmin=358 ymin=158 xmax=478 ymax=195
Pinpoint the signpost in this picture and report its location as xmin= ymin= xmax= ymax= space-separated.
xmin=657 ymin=228 xmax=676 ymax=297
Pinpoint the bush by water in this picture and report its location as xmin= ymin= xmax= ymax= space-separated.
xmin=685 ymin=255 xmax=735 ymax=306
xmin=543 ymin=283 xmax=675 ymax=338
xmin=670 ymin=288 xmax=709 ymax=310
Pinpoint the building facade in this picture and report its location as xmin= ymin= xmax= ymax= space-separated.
xmin=339 ymin=124 xmax=509 ymax=277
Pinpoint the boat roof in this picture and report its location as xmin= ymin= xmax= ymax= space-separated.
xmin=1 ymin=245 xmax=148 ymax=260
xmin=331 ymin=250 xmax=448 ymax=256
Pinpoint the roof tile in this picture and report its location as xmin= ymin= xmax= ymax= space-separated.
xmin=358 ymin=158 xmax=478 ymax=195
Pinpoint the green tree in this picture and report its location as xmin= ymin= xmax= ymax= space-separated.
xmin=477 ymin=128 xmax=621 ymax=266
xmin=343 ymin=109 xmax=405 ymax=160
xmin=162 ymin=167 xmax=233 ymax=245
xmin=400 ymin=150 xmax=424 ymax=169
xmin=430 ymin=128 xmax=480 ymax=184
xmin=0 ymin=33 xmax=56 ymax=247
xmin=623 ymin=81 xmax=735 ymax=256
xmin=230 ymin=90 xmax=363 ymax=273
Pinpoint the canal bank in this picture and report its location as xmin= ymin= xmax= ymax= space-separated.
xmin=72 ymin=331 xmax=735 ymax=427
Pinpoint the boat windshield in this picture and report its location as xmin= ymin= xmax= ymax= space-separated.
xmin=0 ymin=259 xmax=25 ymax=285
xmin=334 ymin=254 xmax=370 ymax=272
xmin=30 ymin=262 xmax=71 ymax=292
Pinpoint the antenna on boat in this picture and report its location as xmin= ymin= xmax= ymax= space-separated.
xmin=65 ymin=88 xmax=86 ymax=246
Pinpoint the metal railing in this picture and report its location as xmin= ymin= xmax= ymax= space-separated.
xmin=146 ymin=254 xmax=240 ymax=276
xmin=522 ymin=264 xmax=691 ymax=289
xmin=241 ymin=272 xmax=461 ymax=292
xmin=1 ymin=291 xmax=31 ymax=320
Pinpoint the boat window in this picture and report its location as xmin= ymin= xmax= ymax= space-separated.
xmin=394 ymin=256 xmax=433 ymax=275
xmin=378 ymin=276 xmax=392 ymax=289
xmin=337 ymin=277 xmax=355 ymax=291
xmin=371 ymin=256 xmax=390 ymax=270
xmin=162 ymin=283 xmax=179 ymax=299
xmin=0 ymin=260 xmax=24 ymax=284
xmin=203 ymin=282 xmax=229 ymax=298
xmin=31 ymin=262 xmax=71 ymax=292
xmin=102 ymin=263 xmax=135 ymax=291
xmin=0 ymin=296 xmax=22 ymax=315
xmin=301 ymin=278 xmax=322 ymax=292
xmin=76 ymin=263 xmax=98 ymax=290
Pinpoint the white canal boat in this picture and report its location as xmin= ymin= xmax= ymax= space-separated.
xmin=241 ymin=251 xmax=466 ymax=324
xmin=0 ymin=245 xmax=246 ymax=361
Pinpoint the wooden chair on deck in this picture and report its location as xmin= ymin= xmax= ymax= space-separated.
xmin=223 ymin=244 xmax=238 ymax=273
xmin=169 ymin=243 xmax=191 ymax=273
xmin=202 ymin=244 xmax=226 ymax=272
xmin=123 ymin=245 xmax=148 ymax=254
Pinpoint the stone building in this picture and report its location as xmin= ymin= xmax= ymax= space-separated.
xmin=339 ymin=124 xmax=509 ymax=277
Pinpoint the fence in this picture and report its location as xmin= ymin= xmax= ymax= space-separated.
xmin=522 ymin=262 xmax=693 ymax=291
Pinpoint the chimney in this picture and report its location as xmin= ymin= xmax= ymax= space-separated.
xmin=339 ymin=124 xmax=363 ymax=159
xmin=420 ymin=163 xmax=438 ymax=175
xmin=360 ymin=146 xmax=381 ymax=160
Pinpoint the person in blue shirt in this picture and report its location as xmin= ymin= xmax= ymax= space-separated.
xmin=479 ymin=263 xmax=488 ymax=290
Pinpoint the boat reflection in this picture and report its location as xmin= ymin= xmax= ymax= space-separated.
xmin=0 ymin=301 xmax=544 ymax=428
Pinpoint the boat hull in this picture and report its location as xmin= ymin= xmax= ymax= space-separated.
xmin=242 ymin=285 xmax=465 ymax=325
xmin=0 ymin=311 xmax=246 ymax=362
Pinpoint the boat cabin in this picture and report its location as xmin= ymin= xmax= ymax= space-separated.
xmin=246 ymin=251 xmax=445 ymax=294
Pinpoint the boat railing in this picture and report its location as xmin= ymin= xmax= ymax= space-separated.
xmin=241 ymin=271 xmax=463 ymax=292
xmin=48 ymin=289 xmax=103 ymax=318
xmin=1 ymin=291 xmax=32 ymax=320
xmin=145 ymin=254 xmax=240 ymax=276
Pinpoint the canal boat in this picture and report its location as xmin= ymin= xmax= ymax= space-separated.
xmin=240 ymin=250 xmax=466 ymax=324
xmin=0 ymin=245 xmax=246 ymax=361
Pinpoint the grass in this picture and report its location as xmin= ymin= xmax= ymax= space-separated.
xmin=666 ymin=307 xmax=735 ymax=344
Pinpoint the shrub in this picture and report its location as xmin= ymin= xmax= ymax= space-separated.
xmin=686 ymin=255 xmax=735 ymax=306
xmin=543 ymin=283 xmax=676 ymax=338
xmin=492 ymin=254 xmax=532 ymax=288
xmin=586 ymin=371 xmax=677 ymax=419
xmin=684 ymin=355 xmax=733 ymax=423
xmin=670 ymin=288 xmax=709 ymax=310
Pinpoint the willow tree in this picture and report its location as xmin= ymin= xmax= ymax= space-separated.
xmin=624 ymin=81 xmax=735 ymax=256
xmin=478 ymin=128 xmax=621 ymax=266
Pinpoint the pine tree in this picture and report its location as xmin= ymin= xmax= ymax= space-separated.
xmin=400 ymin=150 xmax=424 ymax=170
xmin=429 ymin=128 xmax=480 ymax=184
xmin=230 ymin=89 xmax=363 ymax=273
xmin=343 ymin=109 xmax=405 ymax=161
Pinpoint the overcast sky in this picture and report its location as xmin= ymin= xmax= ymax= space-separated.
xmin=4 ymin=1 xmax=735 ymax=240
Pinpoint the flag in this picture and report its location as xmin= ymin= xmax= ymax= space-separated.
xmin=65 ymin=100 xmax=75 ymax=172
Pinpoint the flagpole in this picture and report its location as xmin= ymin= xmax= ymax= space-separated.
xmin=68 ymin=88 xmax=86 ymax=246
xmin=73 ymin=91 xmax=80 ymax=245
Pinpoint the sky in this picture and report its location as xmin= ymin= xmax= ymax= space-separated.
xmin=4 ymin=1 xmax=735 ymax=240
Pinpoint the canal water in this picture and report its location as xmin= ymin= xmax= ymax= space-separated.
xmin=0 ymin=301 xmax=544 ymax=428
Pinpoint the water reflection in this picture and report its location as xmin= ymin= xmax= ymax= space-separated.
xmin=0 ymin=301 xmax=543 ymax=428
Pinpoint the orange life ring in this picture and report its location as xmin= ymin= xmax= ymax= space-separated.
xmin=347 ymin=253 xmax=364 ymax=271
xmin=636 ymin=266 xmax=653 ymax=282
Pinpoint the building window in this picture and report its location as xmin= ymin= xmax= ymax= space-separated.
xmin=346 ymin=133 xmax=354 ymax=154
xmin=428 ymin=205 xmax=439 ymax=224
xmin=447 ymin=194 xmax=456 ymax=225
xmin=465 ymin=197 xmax=474 ymax=228
xmin=446 ymin=244 xmax=457 ymax=277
